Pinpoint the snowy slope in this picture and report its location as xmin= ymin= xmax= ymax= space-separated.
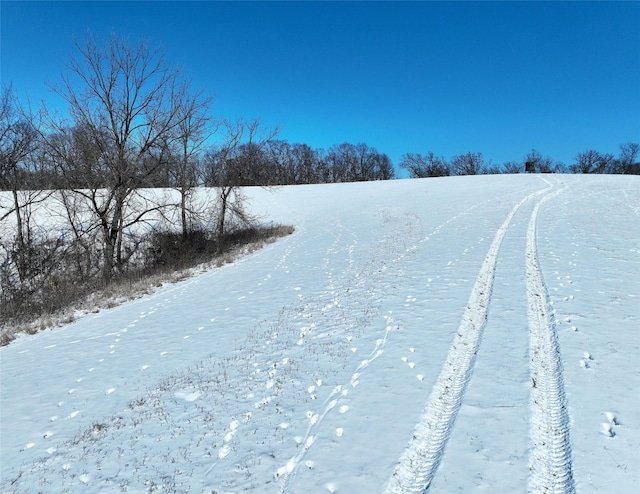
xmin=1 ymin=175 xmax=638 ymax=493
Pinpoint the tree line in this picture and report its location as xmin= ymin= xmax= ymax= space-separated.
xmin=399 ymin=145 xmax=640 ymax=178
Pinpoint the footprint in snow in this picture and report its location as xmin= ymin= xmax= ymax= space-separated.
xmin=304 ymin=435 xmax=316 ymax=449
xmin=325 ymin=482 xmax=338 ymax=493
xmin=174 ymin=390 xmax=201 ymax=402
xmin=601 ymin=423 xmax=615 ymax=437
xmin=605 ymin=411 xmax=619 ymax=426
xmin=308 ymin=385 xmax=317 ymax=399
xmin=223 ymin=420 xmax=240 ymax=443
xmin=580 ymin=352 xmax=595 ymax=368
xmin=404 ymin=295 xmax=417 ymax=306
xmin=218 ymin=444 xmax=231 ymax=459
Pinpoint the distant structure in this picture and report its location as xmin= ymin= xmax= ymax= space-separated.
xmin=525 ymin=161 xmax=535 ymax=173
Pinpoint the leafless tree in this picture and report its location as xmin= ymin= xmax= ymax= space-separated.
xmin=524 ymin=149 xmax=557 ymax=173
xmin=502 ymin=161 xmax=522 ymax=174
xmin=325 ymin=143 xmax=353 ymax=183
xmin=203 ymin=118 xmax=280 ymax=245
xmin=0 ymin=85 xmax=53 ymax=282
xmin=48 ymin=33 xmax=195 ymax=280
xmin=326 ymin=142 xmax=394 ymax=182
xmin=291 ymin=143 xmax=323 ymax=184
xmin=616 ymin=142 xmax=640 ymax=174
xmin=372 ymin=151 xmax=395 ymax=180
xmin=400 ymin=152 xmax=451 ymax=178
xmin=450 ymin=152 xmax=486 ymax=176
xmin=571 ymin=149 xmax=614 ymax=174
xmin=264 ymin=140 xmax=296 ymax=185
xmin=163 ymin=90 xmax=216 ymax=238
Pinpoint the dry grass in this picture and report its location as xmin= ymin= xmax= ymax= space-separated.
xmin=0 ymin=224 xmax=294 ymax=345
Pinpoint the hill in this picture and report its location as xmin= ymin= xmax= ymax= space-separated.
xmin=1 ymin=174 xmax=638 ymax=492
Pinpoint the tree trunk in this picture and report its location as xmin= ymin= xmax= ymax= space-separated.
xmin=12 ymin=189 xmax=27 ymax=281
xmin=102 ymin=236 xmax=115 ymax=282
xmin=181 ymin=184 xmax=188 ymax=239
xmin=217 ymin=186 xmax=230 ymax=252
xmin=102 ymin=192 xmax=124 ymax=282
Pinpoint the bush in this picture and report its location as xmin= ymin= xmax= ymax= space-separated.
xmin=147 ymin=230 xmax=215 ymax=268
xmin=0 ymin=223 xmax=294 ymax=345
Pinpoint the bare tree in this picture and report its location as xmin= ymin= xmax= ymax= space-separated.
xmin=524 ymin=149 xmax=558 ymax=173
xmin=372 ymin=151 xmax=395 ymax=180
xmin=203 ymin=118 xmax=280 ymax=245
xmin=616 ymin=142 xmax=640 ymax=174
xmin=325 ymin=143 xmax=353 ymax=183
xmin=264 ymin=140 xmax=296 ymax=185
xmin=570 ymin=149 xmax=614 ymax=174
xmin=400 ymin=152 xmax=450 ymax=178
xmin=354 ymin=143 xmax=394 ymax=180
xmin=163 ymin=90 xmax=216 ymax=238
xmin=450 ymin=152 xmax=486 ymax=176
xmin=0 ymin=85 xmax=51 ymax=282
xmin=48 ymin=34 xmax=195 ymax=280
xmin=290 ymin=143 xmax=320 ymax=184
xmin=502 ymin=161 xmax=522 ymax=174
xmin=325 ymin=142 xmax=393 ymax=182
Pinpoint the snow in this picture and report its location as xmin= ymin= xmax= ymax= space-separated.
xmin=1 ymin=174 xmax=638 ymax=493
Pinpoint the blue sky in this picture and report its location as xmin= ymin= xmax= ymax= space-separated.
xmin=2 ymin=1 xmax=639 ymax=174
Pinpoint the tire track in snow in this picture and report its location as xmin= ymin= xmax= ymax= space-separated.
xmin=526 ymin=188 xmax=575 ymax=494
xmin=384 ymin=186 xmax=551 ymax=494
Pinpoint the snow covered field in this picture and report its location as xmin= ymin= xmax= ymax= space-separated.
xmin=1 ymin=174 xmax=638 ymax=493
